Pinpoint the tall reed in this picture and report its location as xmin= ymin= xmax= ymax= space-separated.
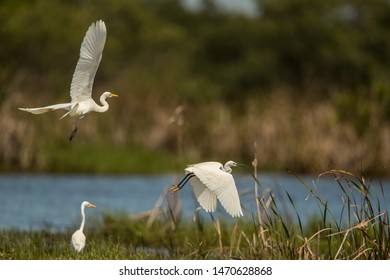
xmin=1 ymin=169 xmax=389 ymax=259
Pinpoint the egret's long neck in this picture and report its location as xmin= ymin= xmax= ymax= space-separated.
xmin=224 ymin=162 xmax=233 ymax=174
xmin=94 ymin=94 xmax=110 ymax=113
xmin=79 ymin=204 xmax=86 ymax=232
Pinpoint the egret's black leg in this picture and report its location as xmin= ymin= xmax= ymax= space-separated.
xmin=69 ymin=121 xmax=78 ymax=142
xmin=170 ymin=173 xmax=195 ymax=193
xmin=178 ymin=173 xmax=195 ymax=187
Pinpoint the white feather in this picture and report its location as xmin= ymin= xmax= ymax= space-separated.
xmin=185 ymin=161 xmax=243 ymax=218
xmin=18 ymin=20 xmax=117 ymax=140
xmin=188 ymin=176 xmax=217 ymax=212
xmin=19 ymin=103 xmax=71 ymax=114
xmin=71 ymin=230 xmax=86 ymax=252
xmin=70 ymin=20 xmax=106 ymax=103
xmin=71 ymin=201 xmax=96 ymax=253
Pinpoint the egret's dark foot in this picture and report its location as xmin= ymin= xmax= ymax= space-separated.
xmin=170 ymin=185 xmax=180 ymax=194
xmin=69 ymin=127 xmax=78 ymax=142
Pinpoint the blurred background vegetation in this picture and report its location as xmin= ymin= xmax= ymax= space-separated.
xmin=1 ymin=0 xmax=390 ymax=175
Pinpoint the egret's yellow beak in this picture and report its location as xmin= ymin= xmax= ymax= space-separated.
xmin=111 ymin=93 xmax=119 ymax=97
xmin=88 ymin=203 xmax=97 ymax=208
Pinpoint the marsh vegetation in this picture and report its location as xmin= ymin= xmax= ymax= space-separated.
xmin=1 ymin=170 xmax=389 ymax=260
xmin=1 ymin=0 xmax=390 ymax=260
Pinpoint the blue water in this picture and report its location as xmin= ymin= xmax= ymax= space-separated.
xmin=0 ymin=173 xmax=389 ymax=231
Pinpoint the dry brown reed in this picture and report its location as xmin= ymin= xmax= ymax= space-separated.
xmin=2 ymin=86 xmax=390 ymax=175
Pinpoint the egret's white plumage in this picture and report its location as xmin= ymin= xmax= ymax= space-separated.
xmin=171 ymin=161 xmax=244 ymax=218
xmin=18 ymin=20 xmax=118 ymax=141
xmin=71 ymin=201 xmax=96 ymax=252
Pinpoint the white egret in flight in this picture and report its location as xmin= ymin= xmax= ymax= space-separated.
xmin=71 ymin=201 xmax=96 ymax=252
xmin=170 ymin=161 xmax=244 ymax=217
xmin=19 ymin=20 xmax=118 ymax=141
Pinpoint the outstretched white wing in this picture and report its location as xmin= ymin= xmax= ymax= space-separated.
xmin=70 ymin=20 xmax=106 ymax=103
xmin=187 ymin=162 xmax=243 ymax=217
xmin=188 ymin=176 xmax=217 ymax=213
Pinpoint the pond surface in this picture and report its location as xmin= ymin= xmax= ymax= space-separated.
xmin=0 ymin=173 xmax=389 ymax=231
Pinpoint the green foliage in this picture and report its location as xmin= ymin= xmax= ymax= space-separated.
xmin=43 ymin=143 xmax=176 ymax=173
xmin=0 ymin=170 xmax=389 ymax=259
xmin=3 ymin=0 xmax=390 ymax=99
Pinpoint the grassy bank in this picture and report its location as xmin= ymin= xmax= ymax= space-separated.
xmin=1 ymin=170 xmax=389 ymax=260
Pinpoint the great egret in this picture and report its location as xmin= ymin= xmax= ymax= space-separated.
xmin=71 ymin=201 xmax=96 ymax=252
xmin=18 ymin=20 xmax=118 ymax=141
xmin=170 ymin=161 xmax=244 ymax=217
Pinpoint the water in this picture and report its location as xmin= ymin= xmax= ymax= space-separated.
xmin=0 ymin=173 xmax=389 ymax=231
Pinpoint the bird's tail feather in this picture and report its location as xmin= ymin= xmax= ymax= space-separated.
xmin=19 ymin=103 xmax=71 ymax=115
xmin=60 ymin=103 xmax=79 ymax=119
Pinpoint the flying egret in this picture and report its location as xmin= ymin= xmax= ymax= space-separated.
xmin=18 ymin=20 xmax=118 ymax=141
xmin=71 ymin=201 xmax=96 ymax=252
xmin=170 ymin=161 xmax=244 ymax=217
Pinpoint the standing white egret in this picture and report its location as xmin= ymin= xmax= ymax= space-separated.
xmin=170 ymin=161 xmax=244 ymax=217
xmin=18 ymin=20 xmax=118 ymax=141
xmin=71 ymin=201 xmax=96 ymax=252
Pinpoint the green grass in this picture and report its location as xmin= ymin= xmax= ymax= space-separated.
xmin=0 ymin=170 xmax=389 ymax=259
xmin=42 ymin=143 xmax=179 ymax=174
